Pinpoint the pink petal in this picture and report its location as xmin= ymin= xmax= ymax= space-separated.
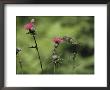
xmin=24 ymin=22 xmax=33 ymax=30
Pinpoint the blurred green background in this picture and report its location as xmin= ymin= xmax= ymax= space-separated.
xmin=16 ymin=16 xmax=94 ymax=74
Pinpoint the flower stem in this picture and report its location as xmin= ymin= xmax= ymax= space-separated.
xmin=17 ymin=54 xmax=23 ymax=74
xmin=32 ymin=35 xmax=43 ymax=72
xmin=73 ymin=53 xmax=77 ymax=61
xmin=19 ymin=60 xmax=23 ymax=74
xmin=72 ymin=53 xmax=77 ymax=69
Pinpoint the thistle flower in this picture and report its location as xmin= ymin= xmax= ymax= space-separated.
xmin=24 ymin=18 xmax=36 ymax=31
xmin=51 ymin=37 xmax=64 ymax=73
xmin=53 ymin=37 xmax=64 ymax=44
xmin=24 ymin=22 xmax=33 ymax=30
xmin=24 ymin=19 xmax=36 ymax=35
xmin=24 ymin=18 xmax=43 ymax=72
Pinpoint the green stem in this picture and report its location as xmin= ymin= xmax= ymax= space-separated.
xmin=19 ymin=60 xmax=23 ymax=74
xmin=73 ymin=53 xmax=77 ymax=61
xmin=17 ymin=54 xmax=23 ymax=74
xmin=72 ymin=53 xmax=77 ymax=69
xmin=32 ymin=35 xmax=43 ymax=72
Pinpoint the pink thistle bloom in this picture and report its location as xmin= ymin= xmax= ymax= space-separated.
xmin=24 ymin=22 xmax=33 ymax=30
xmin=53 ymin=37 xmax=64 ymax=44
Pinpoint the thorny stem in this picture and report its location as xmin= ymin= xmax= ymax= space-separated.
xmin=32 ymin=34 xmax=43 ymax=72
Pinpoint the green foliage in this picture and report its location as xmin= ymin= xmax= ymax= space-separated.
xmin=16 ymin=16 xmax=94 ymax=74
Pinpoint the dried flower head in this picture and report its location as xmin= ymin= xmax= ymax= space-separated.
xmin=31 ymin=18 xmax=35 ymax=23
xmin=16 ymin=48 xmax=22 ymax=55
